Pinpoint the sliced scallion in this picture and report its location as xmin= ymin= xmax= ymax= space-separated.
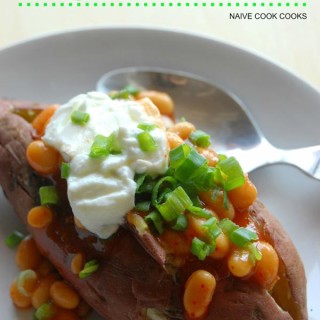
xmin=79 ymin=259 xmax=99 ymax=279
xmin=145 ymin=211 xmax=164 ymax=234
xmin=169 ymin=144 xmax=191 ymax=169
xmin=17 ymin=269 xmax=37 ymax=297
xmin=60 ymin=162 xmax=70 ymax=179
xmin=218 ymin=219 xmax=238 ymax=236
xmin=171 ymin=214 xmax=188 ymax=231
xmin=189 ymin=130 xmax=211 ymax=147
xmin=157 ymin=186 xmax=192 ymax=222
xmin=247 ymin=242 xmax=262 ymax=263
xmin=191 ymin=237 xmax=214 ymax=261
xmin=151 ymin=176 xmax=177 ymax=206
xmin=5 ymin=230 xmax=25 ymax=248
xmin=137 ymin=131 xmax=158 ymax=152
xmin=201 ymin=217 xmax=222 ymax=241
xmin=70 ymin=110 xmax=90 ymax=126
xmin=218 ymin=156 xmax=245 ymax=191
xmin=110 ymin=85 xmax=140 ymax=100
xmin=229 ymin=227 xmax=258 ymax=247
xmin=138 ymin=123 xmax=157 ymax=131
xmin=188 ymin=206 xmax=212 ymax=219
xmin=89 ymin=133 xmax=120 ymax=158
xmin=135 ymin=201 xmax=151 ymax=212
xmin=39 ymin=186 xmax=59 ymax=206
xmin=34 ymin=302 xmax=56 ymax=320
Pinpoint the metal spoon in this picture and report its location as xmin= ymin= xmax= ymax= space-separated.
xmin=96 ymin=67 xmax=320 ymax=180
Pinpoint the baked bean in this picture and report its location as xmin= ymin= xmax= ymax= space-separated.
xmin=71 ymin=253 xmax=84 ymax=275
xmin=32 ymin=104 xmax=58 ymax=136
xmin=210 ymin=232 xmax=230 ymax=259
xmin=228 ymin=248 xmax=254 ymax=277
xmin=168 ymin=121 xmax=196 ymax=140
xmin=16 ymin=236 xmax=42 ymax=270
xmin=26 ymin=140 xmax=60 ymax=175
xmin=160 ymin=230 xmax=190 ymax=256
xmin=17 ymin=269 xmax=38 ymax=297
xmin=166 ymin=132 xmax=184 ymax=150
xmin=50 ymin=281 xmax=80 ymax=310
xmin=35 ymin=259 xmax=55 ymax=277
xmin=136 ymin=90 xmax=174 ymax=116
xmin=183 ymin=270 xmax=216 ymax=319
xmin=228 ymin=174 xmax=257 ymax=210
xmin=32 ymin=274 xmax=57 ymax=309
xmin=253 ymin=241 xmax=279 ymax=289
xmin=27 ymin=206 xmax=53 ymax=228
xmin=52 ymin=309 xmax=78 ymax=320
xmin=10 ymin=280 xmax=31 ymax=308
xmin=199 ymin=190 xmax=235 ymax=220
xmin=196 ymin=147 xmax=219 ymax=167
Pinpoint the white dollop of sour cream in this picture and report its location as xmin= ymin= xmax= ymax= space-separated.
xmin=43 ymin=92 xmax=169 ymax=238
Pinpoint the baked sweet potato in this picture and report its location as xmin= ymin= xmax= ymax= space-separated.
xmin=0 ymin=99 xmax=307 ymax=320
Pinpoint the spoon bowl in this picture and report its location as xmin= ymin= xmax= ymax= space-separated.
xmin=97 ymin=67 xmax=320 ymax=180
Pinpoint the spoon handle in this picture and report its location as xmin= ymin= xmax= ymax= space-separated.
xmin=228 ymin=140 xmax=320 ymax=180
xmin=279 ymin=145 xmax=320 ymax=180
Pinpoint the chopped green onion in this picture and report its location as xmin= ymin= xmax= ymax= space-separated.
xmin=89 ymin=133 xmax=120 ymax=158
xmin=219 ymin=219 xmax=238 ymax=235
xmin=70 ymin=110 xmax=90 ymax=126
xmin=138 ymin=123 xmax=157 ymax=131
xmin=151 ymin=176 xmax=177 ymax=206
xmin=145 ymin=211 xmax=164 ymax=234
xmin=223 ymin=190 xmax=229 ymax=209
xmin=137 ymin=132 xmax=158 ymax=152
xmin=188 ymin=206 xmax=212 ymax=219
xmin=247 ymin=242 xmax=262 ymax=263
xmin=34 ymin=302 xmax=56 ymax=320
xmin=229 ymin=227 xmax=258 ymax=247
xmin=60 ymin=162 xmax=70 ymax=179
xmin=135 ymin=201 xmax=151 ymax=212
xmin=191 ymin=237 xmax=214 ymax=261
xmin=218 ymin=154 xmax=227 ymax=162
xmin=169 ymin=144 xmax=191 ymax=169
xmin=79 ymin=259 xmax=99 ymax=279
xmin=189 ymin=130 xmax=211 ymax=147
xmin=17 ymin=269 xmax=37 ymax=297
xmin=171 ymin=214 xmax=188 ymax=231
xmin=135 ymin=174 xmax=156 ymax=194
xmin=201 ymin=217 xmax=222 ymax=241
xmin=110 ymin=85 xmax=140 ymax=100
xmin=5 ymin=230 xmax=25 ymax=248
xmin=217 ymin=156 xmax=245 ymax=191
xmin=174 ymin=149 xmax=207 ymax=183
xmin=157 ymin=186 xmax=193 ymax=222
xmin=39 ymin=186 xmax=59 ymax=205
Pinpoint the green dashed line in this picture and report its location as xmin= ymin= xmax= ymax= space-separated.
xmin=17 ymin=1 xmax=308 ymax=7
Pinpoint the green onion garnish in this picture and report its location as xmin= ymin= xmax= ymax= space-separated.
xmin=17 ymin=269 xmax=37 ymax=297
xmin=39 ymin=186 xmax=59 ymax=205
xmin=145 ymin=211 xmax=164 ymax=234
xmin=157 ymin=186 xmax=192 ymax=222
xmin=217 ymin=156 xmax=245 ymax=191
xmin=79 ymin=259 xmax=99 ymax=279
xmin=138 ymin=123 xmax=157 ymax=131
xmin=191 ymin=237 xmax=214 ymax=261
xmin=229 ymin=227 xmax=258 ymax=247
xmin=188 ymin=206 xmax=212 ymax=219
xmin=171 ymin=214 xmax=188 ymax=231
xmin=34 ymin=302 xmax=56 ymax=320
xmin=110 ymin=85 xmax=140 ymax=100
xmin=137 ymin=132 xmax=158 ymax=152
xmin=201 ymin=217 xmax=222 ymax=240
xmin=151 ymin=176 xmax=177 ymax=206
xmin=60 ymin=162 xmax=70 ymax=179
xmin=135 ymin=201 xmax=151 ymax=212
xmin=219 ymin=219 xmax=239 ymax=235
xmin=71 ymin=110 xmax=90 ymax=126
xmin=247 ymin=242 xmax=262 ymax=263
xmin=5 ymin=230 xmax=25 ymax=248
xmin=189 ymin=130 xmax=211 ymax=147
xmin=169 ymin=144 xmax=191 ymax=169
xmin=89 ymin=133 xmax=120 ymax=158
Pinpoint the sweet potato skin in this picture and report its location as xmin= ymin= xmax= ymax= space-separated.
xmin=0 ymin=101 xmax=307 ymax=320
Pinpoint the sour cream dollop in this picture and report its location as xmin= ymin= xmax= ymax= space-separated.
xmin=43 ymin=92 xmax=169 ymax=238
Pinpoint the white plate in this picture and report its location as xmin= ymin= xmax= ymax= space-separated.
xmin=0 ymin=27 xmax=319 ymax=320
